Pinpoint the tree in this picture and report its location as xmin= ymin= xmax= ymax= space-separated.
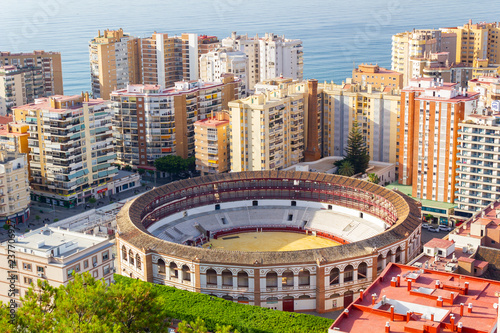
xmin=178 ymin=317 xmax=208 ymax=333
xmin=5 ymin=272 xmax=170 ymax=332
xmin=0 ymin=302 xmax=16 ymax=333
xmin=367 ymin=173 xmax=380 ymax=184
xmin=16 ymin=279 xmax=57 ymax=331
xmin=337 ymin=160 xmax=355 ymax=177
xmin=154 ymin=155 xmax=188 ymax=179
xmin=107 ymin=277 xmax=169 ymax=332
xmin=344 ymin=121 xmax=370 ymax=175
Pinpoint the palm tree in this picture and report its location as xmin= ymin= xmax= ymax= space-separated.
xmin=367 ymin=173 xmax=380 ymax=184
xmin=337 ymin=160 xmax=355 ymax=177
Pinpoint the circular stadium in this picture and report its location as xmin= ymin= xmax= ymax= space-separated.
xmin=116 ymin=171 xmax=421 ymax=313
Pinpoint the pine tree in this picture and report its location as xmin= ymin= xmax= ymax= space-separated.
xmin=344 ymin=121 xmax=370 ymax=174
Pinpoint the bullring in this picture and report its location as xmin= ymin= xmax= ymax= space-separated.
xmin=116 ymin=171 xmax=421 ymax=312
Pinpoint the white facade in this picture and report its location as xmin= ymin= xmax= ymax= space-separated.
xmin=455 ymin=111 xmax=500 ymax=217
xmin=0 ymin=227 xmax=114 ymax=305
xmin=222 ymin=32 xmax=303 ymax=90
xmin=200 ymin=48 xmax=248 ymax=95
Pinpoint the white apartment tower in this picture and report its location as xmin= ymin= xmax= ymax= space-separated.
xmin=455 ymin=109 xmax=500 ymax=218
xmin=199 ymin=48 xmax=248 ymax=95
xmin=222 ymin=32 xmax=303 ymax=90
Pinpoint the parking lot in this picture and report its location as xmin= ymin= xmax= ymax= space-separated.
xmin=420 ymin=223 xmax=454 ymax=245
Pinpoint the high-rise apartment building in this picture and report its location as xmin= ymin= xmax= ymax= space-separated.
xmin=455 ymin=109 xmax=500 ymax=218
xmin=197 ymin=35 xmax=221 ymax=58
xmin=319 ymin=80 xmax=401 ymax=164
xmin=409 ymin=52 xmax=500 ymax=88
xmin=352 ymin=64 xmax=403 ymax=90
xmin=0 ymin=51 xmax=63 ymax=96
xmin=0 ymin=151 xmax=30 ymax=225
xmin=222 ymin=32 xmax=303 ymax=90
xmin=14 ymin=94 xmax=117 ymax=207
xmin=200 ymin=47 xmax=248 ymax=95
xmin=141 ymin=32 xmax=199 ymax=89
xmin=0 ymin=66 xmax=45 ymax=115
xmin=441 ymin=21 xmax=500 ymax=66
xmin=398 ymin=78 xmax=479 ymax=203
xmin=89 ymin=29 xmax=141 ymax=100
xmin=391 ymin=30 xmax=457 ymax=86
xmin=228 ymin=79 xmax=312 ymax=171
xmin=111 ymin=75 xmax=242 ymax=168
xmin=194 ymin=112 xmax=230 ymax=175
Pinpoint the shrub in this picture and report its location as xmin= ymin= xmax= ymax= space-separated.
xmin=115 ymin=275 xmax=333 ymax=333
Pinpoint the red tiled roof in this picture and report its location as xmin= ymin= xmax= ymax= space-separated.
xmin=331 ymin=263 xmax=500 ymax=333
xmin=424 ymin=238 xmax=454 ymax=249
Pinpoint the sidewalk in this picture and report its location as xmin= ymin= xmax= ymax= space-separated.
xmin=0 ymin=183 xmax=153 ymax=241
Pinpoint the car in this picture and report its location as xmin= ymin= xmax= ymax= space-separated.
xmin=438 ymin=225 xmax=452 ymax=232
xmin=427 ymin=227 xmax=439 ymax=232
xmin=422 ymin=223 xmax=430 ymax=229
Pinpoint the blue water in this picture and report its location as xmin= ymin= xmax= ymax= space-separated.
xmin=1 ymin=0 xmax=497 ymax=95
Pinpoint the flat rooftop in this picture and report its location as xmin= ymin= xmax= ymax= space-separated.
xmin=331 ymin=263 xmax=500 ymax=333
xmin=2 ymin=226 xmax=110 ymax=259
xmin=389 ymin=182 xmax=456 ymax=210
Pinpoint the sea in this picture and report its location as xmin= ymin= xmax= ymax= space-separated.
xmin=1 ymin=0 xmax=499 ymax=95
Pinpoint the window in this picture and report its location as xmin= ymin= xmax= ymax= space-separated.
xmin=24 ymin=277 xmax=33 ymax=285
xmin=330 ymin=268 xmax=340 ymax=285
xmin=75 ymin=264 xmax=80 ymax=272
xmin=103 ymin=265 xmax=110 ymax=275
xmin=67 ymin=268 xmax=75 ymax=279
xmin=37 ymin=266 xmax=44 ymax=274
xmin=23 ymin=263 xmax=32 ymax=271
xmin=84 ymin=260 xmax=89 ymax=269
xmin=92 ymin=256 xmax=98 ymax=267
xmin=344 ymin=265 xmax=354 ymax=282
xmin=102 ymin=251 xmax=109 ymax=261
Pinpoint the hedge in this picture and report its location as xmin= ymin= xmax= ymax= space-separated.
xmin=114 ymin=275 xmax=333 ymax=333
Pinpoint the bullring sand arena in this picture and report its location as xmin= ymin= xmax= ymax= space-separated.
xmin=203 ymin=231 xmax=340 ymax=252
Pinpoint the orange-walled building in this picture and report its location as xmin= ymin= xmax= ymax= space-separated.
xmin=194 ymin=112 xmax=230 ymax=175
xmin=399 ymin=77 xmax=479 ymax=203
xmin=352 ymin=64 xmax=403 ymax=90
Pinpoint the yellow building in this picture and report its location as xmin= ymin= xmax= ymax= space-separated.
xmin=141 ymin=32 xmax=199 ymax=89
xmin=194 ymin=112 xmax=230 ymax=175
xmin=391 ymin=30 xmax=456 ymax=86
xmin=0 ymin=151 xmax=30 ymax=224
xmin=352 ymin=64 xmax=403 ymax=90
xmin=468 ymin=76 xmax=500 ymax=109
xmin=319 ymin=80 xmax=401 ymax=164
xmin=0 ymin=51 xmax=63 ymax=97
xmin=0 ymin=120 xmax=28 ymax=154
xmin=14 ymin=94 xmax=117 ymax=207
xmin=89 ymin=29 xmax=141 ymax=100
xmin=441 ymin=21 xmax=500 ymax=66
xmin=229 ymin=80 xmax=310 ymax=171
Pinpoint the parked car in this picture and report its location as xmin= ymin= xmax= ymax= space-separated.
xmin=438 ymin=225 xmax=452 ymax=232
xmin=427 ymin=227 xmax=439 ymax=232
xmin=422 ymin=223 xmax=430 ymax=229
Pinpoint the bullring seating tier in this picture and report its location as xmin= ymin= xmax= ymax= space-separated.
xmin=150 ymin=206 xmax=385 ymax=244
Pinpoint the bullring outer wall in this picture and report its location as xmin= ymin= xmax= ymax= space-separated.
xmin=116 ymin=171 xmax=422 ymax=312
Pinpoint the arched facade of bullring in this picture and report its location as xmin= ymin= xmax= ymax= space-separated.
xmin=116 ymin=171 xmax=421 ymax=313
